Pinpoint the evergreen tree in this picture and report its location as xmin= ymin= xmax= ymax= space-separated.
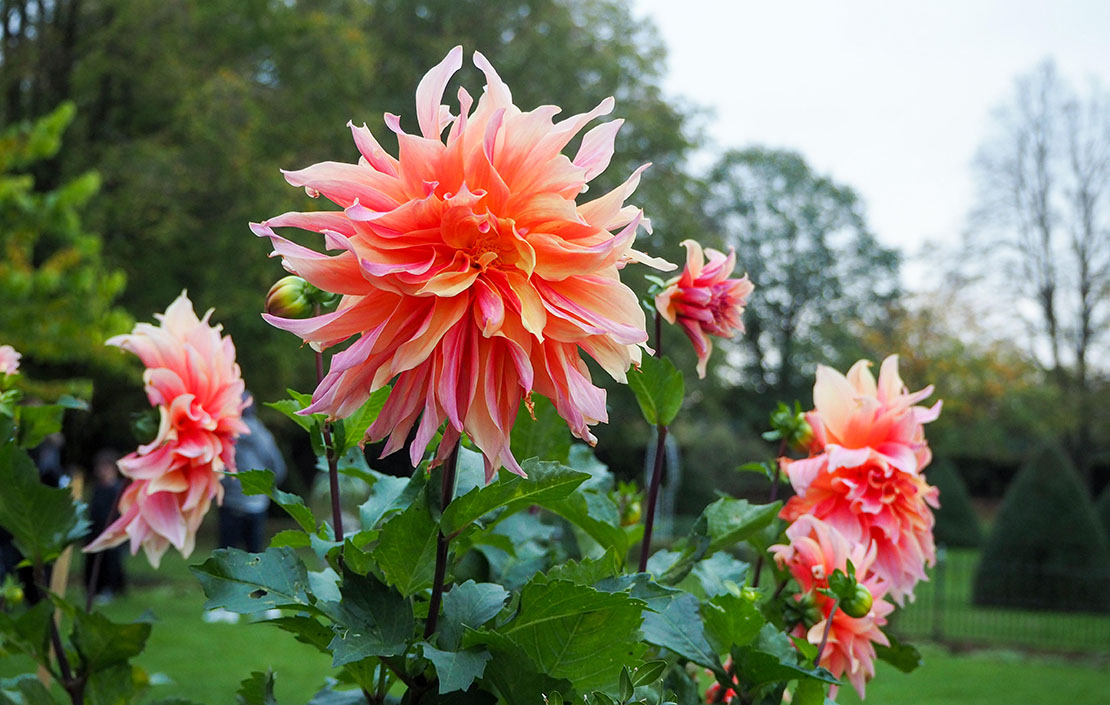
xmin=973 ymin=444 xmax=1110 ymax=612
xmin=928 ymin=458 xmax=983 ymax=548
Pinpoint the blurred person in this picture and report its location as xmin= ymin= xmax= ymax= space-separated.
xmin=218 ymin=395 xmax=286 ymax=553
xmin=84 ymin=449 xmax=127 ymax=602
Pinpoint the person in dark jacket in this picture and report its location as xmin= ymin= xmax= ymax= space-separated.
xmin=85 ymin=449 xmax=127 ymax=601
xmin=218 ymin=397 xmax=286 ymax=553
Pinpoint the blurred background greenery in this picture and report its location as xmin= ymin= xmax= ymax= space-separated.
xmin=1 ymin=1 xmax=1108 ymax=698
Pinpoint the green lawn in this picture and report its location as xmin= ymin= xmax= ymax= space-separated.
xmin=3 ymin=539 xmax=1108 ymax=704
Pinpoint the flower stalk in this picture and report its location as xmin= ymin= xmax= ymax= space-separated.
xmin=814 ymin=597 xmax=840 ymax=667
xmin=424 ymin=439 xmax=460 ymax=639
xmin=314 ymin=304 xmax=344 ymax=543
xmin=638 ymin=310 xmax=666 ymax=573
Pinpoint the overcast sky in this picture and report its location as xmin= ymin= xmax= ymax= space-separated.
xmin=632 ymin=0 xmax=1110 ymax=267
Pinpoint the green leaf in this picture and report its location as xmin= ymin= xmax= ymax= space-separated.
xmin=321 ymin=572 xmax=413 ymax=666
xmin=702 ymin=593 xmax=764 ymax=656
xmin=0 ymin=600 xmax=53 ymax=663
xmin=270 ymin=529 xmax=310 ymax=549
xmin=619 ymin=666 xmax=634 ymax=702
xmin=265 ymin=395 xmax=316 ymax=433
xmin=358 ymin=471 xmax=423 ymax=531
xmin=500 ymin=578 xmax=646 ymax=691
xmin=631 ymin=660 xmax=668 ymax=687
xmin=238 ymin=469 xmax=315 ymax=533
xmin=510 ymin=394 xmax=572 ymax=465
xmin=332 ymin=387 xmax=390 ymax=455
xmin=874 ymin=633 xmax=923 ymax=673
xmin=793 ymin=678 xmax=826 ymax=705
xmin=462 ymin=628 xmax=574 ymax=705
xmin=545 ymin=550 xmax=621 ymax=586
xmin=72 ymin=609 xmax=151 ymax=670
xmin=440 ymin=460 xmax=589 ymax=536
xmin=703 ymin=498 xmax=781 ymax=552
xmin=236 ymin=669 xmax=278 ymax=705
xmin=684 ymin=552 xmax=748 ymax=599
xmin=422 ymin=644 xmax=493 ymax=694
xmin=266 ymin=616 xmax=334 ymax=654
xmin=730 ymin=627 xmax=839 ymax=687
xmin=85 ymin=662 xmax=138 ymax=705
xmin=440 ymin=581 xmax=510 ymax=650
xmin=0 ymin=439 xmax=89 ymax=564
xmin=16 ymin=405 xmax=65 ymax=449
xmin=627 ymin=355 xmax=684 ymax=426
xmin=0 ymin=674 xmax=58 ymax=705
xmin=372 ymin=495 xmax=438 ymax=596
xmin=640 ymin=591 xmax=720 ymax=671
xmin=546 ymin=490 xmax=630 ymax=559
xmin=191 ymin=547 xmax=313 ymax=614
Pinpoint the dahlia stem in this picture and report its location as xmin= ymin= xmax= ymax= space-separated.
xmin=638 ymin=309 xmax=666 ymax=573
xmin=36 ymin=563 xmax=83 ymax=705
xmin=752 ymin=439 xmax=787 ymax=589
xmin=814 ymin=597 xmax=839 ymax=668
xmin=314 ymin=303 xmax=344 ymax=543
xmin=424 ymin=439 xmax=460 ymax=639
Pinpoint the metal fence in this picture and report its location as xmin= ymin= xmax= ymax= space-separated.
xmin=890 ymin=548 xmax=1110 ymax=654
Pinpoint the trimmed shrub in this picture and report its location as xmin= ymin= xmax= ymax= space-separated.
xmin=928 ymin=459 xmax=983 ymax=548
xmin=972 ymin=443 xmax=1110 ymax=612
xmin=1097 ymin=484 xmax=1110 ymax=545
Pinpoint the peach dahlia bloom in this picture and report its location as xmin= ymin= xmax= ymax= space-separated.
xmin=254 ymin=47 xmax=669 ymax=480
xmin=770 ymin=515 xmax=893 ymax=699
xmin=85 ymin=292 xmax=248 ymax=567
xmin=654 ymin=239 xmax=753 ymax=378
xmin=0 ymin=344 xmax=20 ymax=376
xmin=780 ymin=355 xmax=941 ymax=602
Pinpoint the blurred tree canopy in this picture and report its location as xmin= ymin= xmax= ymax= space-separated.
xmin=0 ymin=100 xmax=131 ymax=399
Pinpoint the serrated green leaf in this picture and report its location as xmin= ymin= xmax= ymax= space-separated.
xmin=332 ymin=387 xmax=390 ymax=455
xmin=269 ymin=529 xmax=310 ymax=549
xmin=0 ymin=600 xmax=52 ymax=663
xmin=372 ymin=495 xmax=438 ymax=596
xmin=510 ymin=394 xmax=572 ymax=465
xmin=237 ymin=469 xmax=315 ymax=533
xmin=265 ymin=616 xmax=334 ymax=654
xmin=320 ymin=572 xmax=413 ymax=666
xmin=265 ymin=398 xmax=315 ymax=433
xmin=793 ymin=678 xmax=826 ymax=705
xmin=440 ymin=581 xmax=510 ymax=650
xmin=440 ymin=460 xmax=589 ymax=536
xmin=545 ymin=549 xmax=621 ymax=586
xmin=465 ymin=628 xmax=573 ymax=705
xmin=0 ymin=674 xmax=58 ymax=705
xmin=640 ymin=591 xmax=720 ymax=670
xmin=546 ymin=490 xmax=631 ymax=558
xmin=16 ymin=405 xmax=65 ymax=449
xmin=236 ymin=669 xmax=278 ymax=705
xmin=72 ymin=609 xmax=151 ymax=670
xmin=702 ymin=593 xmax=764 ymax=656
xmin=422 ymin=644 xmax=493 ymax=694
xmin=191 ymin=547 xmax=313 ymax=614
xmin=684 ymin=552 xmax=748 ymax=599
xmin=501 ymin=578 xmax=646 ymax=691
xmin=703 ymin=498 xmax=780 ymax=552
xmin=85 ymin=662 xmax=138 ymax=705
xmin=0 ymin=439 xmax=89 ymax=565
xmin=357 ymin=471 xmax=421 ymax=531
xmin=627 ymin=355 xmax=684 ymax=426
xmin=874 ymin=633 xmax=923 ymax=673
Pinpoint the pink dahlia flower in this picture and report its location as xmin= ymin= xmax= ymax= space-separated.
xmin=654 ymin=239 xmax=753 ymax=378
xmin=85 ymin=291 xmax=248 ymax=566
xmin=770 ymin=515 xmax=893 ymax=700
xmin=0 ymin=345 xmax=21 ymax=376
xmin=253 ymin=47 xmax=670 ymax=481
xmin=780 ymin=355 xmax=941 ymax=602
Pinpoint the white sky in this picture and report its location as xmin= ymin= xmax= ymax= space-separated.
xmin=633 ymin=0 xmax=1110 ymax=274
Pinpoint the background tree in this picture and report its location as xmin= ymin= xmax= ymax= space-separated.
xmin=702 ymin=147 xmax=901 ymax=400
xmin=0 ymin=101 xmax=131 ymax=400
xmin=968 ymin=60 xmax=1110 ymax=487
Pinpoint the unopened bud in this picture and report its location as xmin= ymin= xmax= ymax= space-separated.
xmin=840 ymin=583 xmax=874 ymax=618
xmin=790 ymin=413 xmax=814 ymax=453
xmin=265 ymin=276 xmax=313 ymax=318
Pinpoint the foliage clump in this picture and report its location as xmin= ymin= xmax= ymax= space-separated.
xmin=928 ymin=459 xmax=983 ymax=548
xmin=973 ymin=444 xmax=1110 ymax=612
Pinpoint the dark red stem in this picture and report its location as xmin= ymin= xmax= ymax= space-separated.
xmin=424 ymin=441 xmax=460 ymax=639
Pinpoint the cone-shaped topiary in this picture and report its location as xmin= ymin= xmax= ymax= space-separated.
xmin=928 ymin=459 xmax=983 ymax=548
xmin=1097 ymin=484 xmax=1110 ymax=546
xmin=973 ymin=443 xmax=1110 ymax=612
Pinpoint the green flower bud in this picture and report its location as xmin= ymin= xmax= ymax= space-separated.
xmin=840 ymin=583 xmax=874 ymax=618
xmin=265 ymin=275 xmax=313 ymax=318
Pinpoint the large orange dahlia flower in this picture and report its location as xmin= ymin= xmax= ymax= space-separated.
xmin=85 ymin=292 xmax=248 ymax=566
xmin=254 ymin=47 xmax=669 ymax=480
xmin=770 ymin=515 xmax=893 ymax=699
xmin=781 ymin=355 xmax=941 ymax=602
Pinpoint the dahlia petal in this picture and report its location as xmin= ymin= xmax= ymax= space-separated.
xmin=573 ymin=119 xmax=623 ymax=181
xmin=417 ymin=46 xmax=464 ymax=140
